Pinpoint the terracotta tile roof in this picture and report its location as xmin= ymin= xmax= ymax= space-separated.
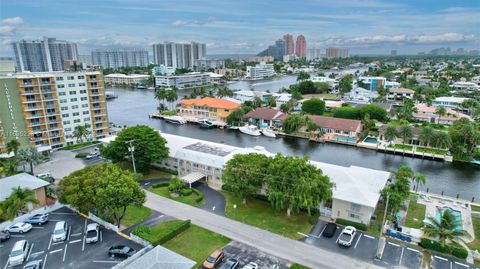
xmin=244 ymin=108 xmax=285 ymax=121
xmin=180 ymin=97 xmax=240 ymax=110
xmin=307 ymin=115 xmax=362 ymax=132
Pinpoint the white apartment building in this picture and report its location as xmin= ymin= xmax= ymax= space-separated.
xmin=387 ymin=88 xmax=415 ymax=103
xmin=154 ymin=72 xmax=211 ymax=89
xmin=152 ymin=65 xmax=175 ymax=76
xmin=310 ymin=76 xmax=337 ymax=88
xmin=152 ymin=42 xmax=206 ymax=69
xmin=432 ymin=97 xmax=469 ymax=109
xmin=246 ymin=62 xmax=275 ymax=80
xmin=104 ymin=73 xmax=150 ymax=86
xmin=450 ymin=81 xmax=480 ymax=92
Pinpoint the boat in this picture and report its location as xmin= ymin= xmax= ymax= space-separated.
xmin=136 ymin=85 xmax=147 ymax=89
xmin=164 ymin=115 xmax=186 ymax=125
xmin=261 ymin=128 xmax=276 ymax=138
xmin=239 ymin=125 xmax=261 ymax=136
xmin=198 ymin=119 xmax=214 ymax=128
xmin=226 ymin=125 xmax=239 ymax=130
xmin=105 ymin=91 xmax=118 ymax=100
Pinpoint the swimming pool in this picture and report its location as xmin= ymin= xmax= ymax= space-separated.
xmin=363 ymin=137 xmax=379 ymax=144
xmin=333 ymin=135 xmax=357 ymax=143
xmin=435 ymin=207 xmax=462 ymax=230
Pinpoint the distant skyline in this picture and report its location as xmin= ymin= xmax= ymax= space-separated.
xmin=0 ymin=0 xmax=479 ymax=56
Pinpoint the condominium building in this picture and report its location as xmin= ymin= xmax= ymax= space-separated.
xmin=78 ymin=54 xmax=93 ymax=65
xmin=193 ymin=59 xmax=225 ymax=71
xmin=152 ymin=65 xmax=175 ymax=76
xmin=306 ymin=48 xmax=321 ymax=61
xmin=0 ymin=71 xmax=108 ymax=153
xmin=91 ymin=48 xmax=149 ymax=69
xmin=12 ymin=37 xmax=78 ymax=72
xmin=326 ymin=47 xmax=350 ymax=59
xmin=0 ymin=57 xmax=16 ymax=74
xmin=104 ymin=73 xmax=150 ymax=86
xmin=283 ymin=34 xmax=295 ymax=55
xmin=154 ymin=72 xmax=211 ymax=89
xmin=295 ymin=35 xmax=306 ymax=58
xmin=152 ymin=42 xmax=206 ymax=69
xmin=246 ymin=62 xmax=275 ymax=80
xmin=257 ymin=39 xmax=286 ymax=60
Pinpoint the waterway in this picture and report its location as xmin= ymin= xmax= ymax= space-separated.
xmin=105 ymin=80 xmax=480 ymax=201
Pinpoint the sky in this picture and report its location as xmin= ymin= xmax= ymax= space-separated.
xmin=0 ymin=0 xmax=479 ymax=56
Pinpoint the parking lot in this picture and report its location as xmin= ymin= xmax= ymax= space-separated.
xmin=0 ymin=207 xmax=142 ymax=269
xmin=222 ymin=241 xmax=290 ymax=269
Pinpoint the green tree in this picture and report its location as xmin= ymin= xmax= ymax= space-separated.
xmin=222 ymin=153 xmax=271 ymax=205
xmin=436 ymin=107 xmax=447 ymax=117
xmin=381 ymin=165 xmax=413 ymax=219
xmin=226 ymin=107 xmax=246 ymax=125
xmin=301 ymin=98 xmax=325 ymax=115
xmin=165 ymin=88 xmax=178 ymax=110
xmin=423 ymin=209 xmax=466 ymax=247
xmin=155 ymin=88 xmax=167 ymax=111
xmin=432 ymin=131 xmax=452 ymax=150
xmin=419 ymin=126 xmax=434 ymax=147
xmin=73 ymin=124 xmax=90 ymax=143
xmin=168 ymin=177 xmax=187 ymax=194
xmin=282 ymin=113 xmax=306 ymax=134
xmin=297 ymin=71 xmax=310 ymax=81
xmin=6 ymin=139 xmax=20 ymax=155
xmin=338 ymin=74 xmax=353 ymax=95
xmin=253 ymin=96 xmax=263 ymax=108
xmin=266 ymin=154 xmax=333 ymax=216
xmin=18 ymin=147 xmax=41 ymax=174
xmin=333 ymin=107 xmax=360 ymax=119
xmin=359 ymin=105 xmax=388 ymax=121
xmin=396 ymin=99 xmax=416 ymax=121
xmin=280 ymin=103 xmax=290 ymax=113
xmin=448 ymin=118 xmax=480 ymax=158
xmin=412 ymin=173 xmax=426 ymax=193
xmin=266 ymin=96 xmax=277 ymax=107
xmin=58 ymin=163 xmax=146 ymax=228
xmin=102 ymin=125 xmax=169 ymax=173
xmin=399 ymin=124 xmax=413 ymax=145
xmin=384 ymin=125 xmax=398 ymax=146
xmin=0 ymin=187 xmax=39 ymax=219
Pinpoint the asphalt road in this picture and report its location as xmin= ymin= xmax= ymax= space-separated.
xmin=144 ymin=190 xmax=383 ymax=269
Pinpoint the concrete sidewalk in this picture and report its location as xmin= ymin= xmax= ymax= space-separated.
xmin=144 ymin=191 xmax=383 ymax=269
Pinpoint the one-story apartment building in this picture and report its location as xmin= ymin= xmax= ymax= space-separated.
xmin=101 ymin=133 xmax=390 ymax=224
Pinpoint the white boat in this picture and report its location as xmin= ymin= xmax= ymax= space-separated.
xmin=164 ymin=115 xmax=186 ymax=125
xmin=261 ymin=128 xmax=276 ymax=138
xmin=198 ymin=119 xmax=214 ymax=128
xmin=239 ymin=125 xmax=261 ymax=136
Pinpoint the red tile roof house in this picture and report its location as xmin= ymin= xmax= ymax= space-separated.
xmin=413 ymin=103 xmax=473 ymax=125
xmin=307 ymin=115 xmax=363 ymax=143
xmin=243 ymin=108 xmax=286 ymax=128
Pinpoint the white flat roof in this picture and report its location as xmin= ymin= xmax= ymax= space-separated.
xmin=101 ymin=132 xmax=390 ymax=208
xmin=0 ymin=173 xmax=50 ymax=202
xmin=105 ymin=73 xmax=149 ymax=79
xmin=434 ymin=96 xmax=469 ymax=103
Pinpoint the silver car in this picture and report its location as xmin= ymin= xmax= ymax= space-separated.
xmin=337 ymin=226 xmax=357 ymax=247
xmin=85 ymin=223 xmax=99 ymax=243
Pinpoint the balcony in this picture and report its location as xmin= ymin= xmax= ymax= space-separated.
xmin=92 ymin=106 xmax=106 ymax=110
xmin=45 ymin=111 xmax=60 ymax=116
xmin=41 ymin=88 xmax=55 ymax=94
xmin=24 ymin=106 xmax=43 ymax=112
xmin=43 ymin=95 xmax=55 ymax=101
xmin=29 ymin=137 xmax=49 ymax=142
xmin=40 ymin=81 xmax=54 ymax=85
xmin=26 ymin=113 xmax=45 ymax=119
xmin=23 ymin=98 xmax=42 ymax=104
xmin=21 ymin=90 xmax=40 ymax=95
xmin=31 ymin=128 xmax=47 ymax=134
xmin=44 ymin=104 xmax=59 ymax=109
xmin=29 ymin=121 xmax=47 ymax=127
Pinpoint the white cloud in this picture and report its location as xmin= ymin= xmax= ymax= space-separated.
xmin=0 ymin=25 xmax=16 ymax=34
xmin=2 ymin=17 xmax=23 ymax=25
xmin=171 ymin=16 xmax=217 ymax=26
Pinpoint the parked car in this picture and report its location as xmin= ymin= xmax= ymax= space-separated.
xmin=86 ymin=151 xmax=100 ymax=160
xmin=52 ymin=221 xmax=68 ymax=242
xmin=85 ymin=223 xmax=99 ymax=243
xmin=8 ymin=240 xmax=29 ymax=266
xmin=7 ymin=222 xmax=32 ymax=234
xmin=322 ymin=222 xmax=337 ymax=238
xmin=36 ymin=173 xmax=55 ymax=183
xmin=23 ymin=260 xmax=42 ymax=269
xmin=24 ymin=214 xmax=49 ymax=225
xmin=203 ymin=249 xmax=225 ymax=269
xmin=219 ymin=258 xmax=239 ymax=269
xmin=108 ymin=245 xmax=136 ymax=258
xmin=0 ymin=230 xmax=10 ymax=242
xmin=337 ymin=226 xmax=357 ymax=247
xmin=242 ymin=262 xmax=258 ymax=269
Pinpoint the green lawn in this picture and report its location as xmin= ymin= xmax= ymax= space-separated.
xmin=163 ymin=224 xmax=231 ymax=267
xmin=467 ymin=216 xmax=480 ymax=251
xmin=149 ymin=185 xmax=205 ymax=207
xmin=404 ymin=200 xmax=426 ymax=229
xmin=121 ymin=205 xmax=152 ymax=227
xmin=60 ymin=141 xmax=99 ymax=150
xmin=134 ymin=220 xmax=187 ymax=245
xmin=290 ymin=264 xmax=311 ymax=269
xmin=223 ymin=192 xmax=316 ymax=239
xmin=415 ymin=147 xmax=448 ymax=155
xmin=471 ymin=204 xmax=480 ymax=212
xmin=143 ymin=168 xmax=175 ymax=180
xmin=367 ymin=203 xmax=385 ymax=236
xmin=390 ymin=144 xmax=413 ymax=151
xmin=304 ymin=93 xmax=338 ymax=99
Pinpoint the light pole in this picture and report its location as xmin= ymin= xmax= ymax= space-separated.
xmin=375 ymin=194 xmax=390 ymax=259
xmin=126 ymin=140 xmax=136 ymax=174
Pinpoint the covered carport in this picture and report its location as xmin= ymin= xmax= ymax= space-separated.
xmin=181 ymin=172 xmax=205 ymax=188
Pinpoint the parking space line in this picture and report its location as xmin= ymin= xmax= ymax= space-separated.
xmin=43 ymin=254 xmax=48 ymax=269
xmin=335 ymin=232 xmax=342 ymax=243
xmin=407 ymin=247 xmax=420 ymax=253
xmin=398 ymin=247 xmax=405 ymax=266
xmin=32 ymin=227 xmax=44 ymax=229
xmin=2 ymin=261 xmax=7 ymax=269
xmin=387 ymin=242 xmax=400 ymax=247
xmin=354 ymin=233 xmax=362 ymax=248
xmin=317 ymin=224 xmax=327 ymax=238
xmin=363 ymin=234 xmax=375 ymax=239
xmin=92 ymin=261 xmax=120 ymax=263
xmin=82 ymin=235 xmax=85 ymax=251
xmin=297 ymin=232 xmax=309 ymax=237
xmin=70 ymin=232 xmax=82 ymax=237
xmin=84 ymin=219 xmax=87 ymax=232
xmin=100 ymin=230 xmax=103 ymax=242
xmin=63 ymin=244 xmax=68 ymax=262
xmin=454 ymin=261 xmax=469 ymax=268
xmin=67 ymin=226 xmax=71 ymax=241
xmin=10 ymin=235 xmax=25 ymax=238
xmin=50 ymin=248 xmax=63 ymax=254
xmin=450 ymin=261 xmax=453 ymax=269
xmin=26 ymin=243 xmax=34 ymax=261
xmin=434 ymin=255 xmax=448 ymax=261
xmin=69 ymin=239 xmax=82 ymax=244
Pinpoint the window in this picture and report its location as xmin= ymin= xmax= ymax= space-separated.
xmin=57 ymin=84 xmax=65 ymax=88
xmin=67 ymin=76 xmax=74 ymax=80
xmin=62 ymin=113 xmax=69 ymax=118
xmin=79 ymin=83 xmax=86 ymax=87
xmin=79 ymin=89 xmax=86 ymax=94
xmin=58 ymin=92 xmax=66 ymax=96
xmin=82 ymin=104 xmax=88 ymax=108
xmin=77 ymin=75 xmax=85 ymax=79
xmin=60 ymin=99 xmax=67 ymax=104
xmin=72 ymin=112 xmax=80 ymax=116
xmin=71 ymin=105 xmax=78 ymax=109
xmin=82 ymin=111 xmax=89 ymax=115
xmin=61 ymin=106 xmax=68 ymax=111
xmin=56 ymin=77 xmax=64 ymax=81
xmin=81 ymin=97 xmax=88 ymax=101
xmin=349 ymin=213 xmax=361 ymax=219
xmin=68 ymin=83 xmax=75 ymax=87
xmin=74 ymin=119 xmax=81 ymax=123
xmin=65 ymin=127 xmax=71 ymax=132
xmin=70 ymin=98 xmax=77 ymax=102
xmin=69 ymin=91 xmax=76 ymax=95
xmin=63 ymin=120 xmax=70 ymax=125
xmin=84 ymin=117 xmax=90 ymax=121
xmin=350 ymin=203 xmax=361 ymax=212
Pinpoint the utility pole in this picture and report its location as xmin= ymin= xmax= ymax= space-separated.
xmin=126 ymin=140 xmax=136 ymax=174
xmin=375 ymin=194 xmax=390 ymax=259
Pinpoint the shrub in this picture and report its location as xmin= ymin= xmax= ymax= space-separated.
xmin=193 ymin=189 xmax=204 ymax=203
xmin=168 ymin=177 xmax=186 ymax=193
xmin=333 ymin=107 xmax=360 ymax=119
xmin=75 ymin=152 xmax=87 ymax=158
xmin=180 ymin=188 xmax=193 ymax=196
xmin=132 ymin=225 xmax=152 ymax=237
xmin=222 ymin=183 xmax=235 ymax=192
xmin=152 ymin=182 xmax=169 ymax=188
xmin=132 ymin=220 xmax=191 ymax=245
xmin=133 ymin=173 xmax=144 ymax=182
xmin=301 ymin=98 xmax=325 ymax=115
xmin=419 ymin=239 xmax=450 ymax=254
xmin=335 ymin=218 xmax=368 ymax=231
xmin=451 ymin=247 xmax=468 ymax=259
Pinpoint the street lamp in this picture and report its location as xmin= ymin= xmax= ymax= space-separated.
xmin=126 ymin=140 xmax=136 ymax=174
xmin=375 ymin=194 xmax=390 ymax=259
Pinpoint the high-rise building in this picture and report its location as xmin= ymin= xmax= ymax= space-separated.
xmin=78 ymin=54 xmax=93 ymax=65
xmin=257 ymin=39 xmax=286 ymax=60
xmin=152 ymin=41 xmax=207 ymax=69
xmin=91 ymin=48 xmax=149 ymax=69
xmin=295 ymin=35 xmax=306 ymax=58
xmin=0 ymin=71 xmax=109 ymax=153
xmin=283 ymin=34 xmax=295 ymax=55
xmin=12 ymin=37 xmax=78 ymax=72
xmin=326 ymin=47 xmax=350 ymax=58
xmin=306 ymin=48 xmax=321 ymax=61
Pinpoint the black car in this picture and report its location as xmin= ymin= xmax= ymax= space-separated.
xmin=0 ymin=230 xmax=10 ymax=242
xmin=24 ymin=214 xmax=49 ymax=225
xmin=322 ymin=222 xmax=337 ymax=238
xmin=108 ymin=245 xmax=136 ymax=258
xmin=218 ymin=258 xmax=239 ymax=269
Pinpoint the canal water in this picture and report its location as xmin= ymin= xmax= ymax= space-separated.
xmin=106 ymin=80 xmax=480 ymax=201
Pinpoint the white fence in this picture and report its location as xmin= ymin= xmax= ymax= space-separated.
xmin=88 ymin=212 xmax=119 ymax=232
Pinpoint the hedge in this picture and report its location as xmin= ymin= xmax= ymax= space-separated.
xmin=193 ymin=189 xmax=204 ymax=203
xmin=419 ymin=239 xmax=469 ymax=259
xmin=335 ymin=218 xmax=368 ymax=231
xmin=75 ymin=152 xmax=87 ymax=158
xmin=180 ymin=188 xmax=193 ymax=196
xmin=451 ymin=247 xmax=469 ymax=259
xmin=152 ymin=182 xmax=169 ymax=188
xmin=132 ymin=220 xmax=191 ymax=245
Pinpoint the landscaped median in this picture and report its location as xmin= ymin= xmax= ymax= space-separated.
xmin=148 ymin=180 xmax=205 ymax=207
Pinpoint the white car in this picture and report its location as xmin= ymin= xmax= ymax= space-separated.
xmin=7 ymin=222 xmax=33 ymax=234
xmin=86 ymin=151 xmax=100 ymax=160
xmin=337 ymin=226 xmax=357 ymax=247
xmin=8 ymin=240 xmax=29 ymax=266
xmin=242 ymin=262 xmax=258 ymax=269
xmin=85 ymin=223 xmax=100 ymax=243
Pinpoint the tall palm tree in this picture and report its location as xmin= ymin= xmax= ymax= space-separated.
xmin=73 ymin=124 xmax=89 ymax=143
xmin=6 ymin=139 xmax=20 ymax=155
xmin=155 ymin=88 xmax=167 ymax=111
xmin=19 ymin=147 xmax=41 ymax=175
xmin=419 ymin=126 xmax=434 ymax=147
xmin=165 ymin=87 xmax=178 ymax=110
xmin=412 ymin=173 xmax=426 ymax=193
xmin=399 ymin=124 xmax=413 ymax=145
xmin=6 ymin=187 xmax=39 ymax=217
xmin=384 ymin=125 xmax=398 ymax=149
xmin=432 ymin=131 xmax=452 ymax=157
xmin=423 ymin=209 xmax=466 ymax=247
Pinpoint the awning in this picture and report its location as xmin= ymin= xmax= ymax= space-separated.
xmin=181 ymin=172 xmax=205 ymax=185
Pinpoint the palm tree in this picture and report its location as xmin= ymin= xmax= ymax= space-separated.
xmin=8 ymin=187 xmax=39 ymax=216
xmin=384 ymin=125 xmax=398 ymax=149
xmin=19 ymin=147 xmax=41 ymax=175
xmin=73 ymin=124 xmax=89 ymax=143
xmin=399 ymin=124 xmax=413 ymax=146
xmin=6 ymin=139 xmax=20 ymax=155
xmin=423 ymin=209 xmax=466 ymax=247
xmin=436 ymin=107 xmax=447 ymax=118
xmin=432 ymin=131 xmax=452 ymax=157
xmin=155 ymin=87 xmax=167 ymax=111
xmin=412 ymin=173 xmax=426 ymax=193
xmin=165 ymin=87 xmax=178 ymax=110
xmin=419 ymin=126 xmax=434 ymax=147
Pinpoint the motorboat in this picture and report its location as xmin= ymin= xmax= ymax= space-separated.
xmin=226 ymin=125 xmax=239 ymax=130
xmin=261 ymin=128 xmax=276 ymax=138
xmin=239 ymin=125 xmax=261 ymax=136
xmin=198 ymin=119 xmax=214 ymax=128
xmin=164 ymin=115 xmax=186 ymax=125
xmin=105 ymin=91 xmax=118 ymax=100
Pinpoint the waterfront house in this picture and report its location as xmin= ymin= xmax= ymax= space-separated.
xmin=432 ymin=96 xmax=469 ymax=110
xmin=413 ymin=103 xmax=472 ymax=125
xmin=346 ymin=87 xmax=378 ymax=104
xmin=100 ymin=133 xmax=391 ymax=225
xmin=272 ymin=93 xmax=292 ymax=108
xmin=243 ymin=108 xmax=286 ymax=128
xmin=179 ymin=97 xmax=240 ymax=124
xmin=387 ymin=88 xmax=415 ymax=103
xmin=0 ymin=173 xmax=50 ymax=210
xmin=307 ymin=115 xmax=362 ymax=141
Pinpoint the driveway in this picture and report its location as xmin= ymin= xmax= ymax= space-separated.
xmin=34 ymin=151 xmax=86 ymax=180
